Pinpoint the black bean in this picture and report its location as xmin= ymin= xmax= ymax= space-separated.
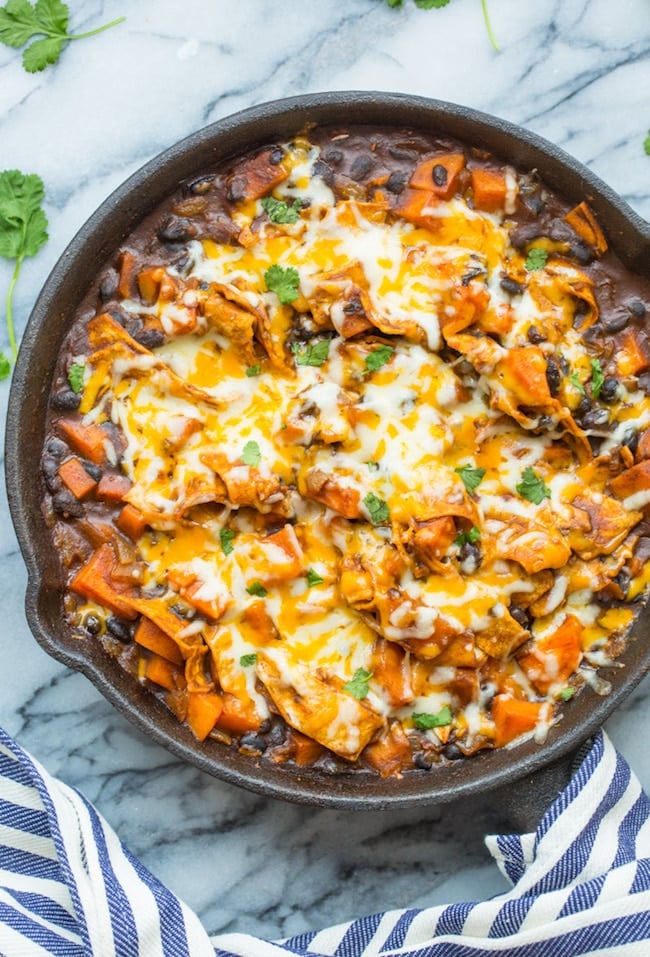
xmin=135 ymin=328 xmax=165 ymax=350
xmin=599 ymin=377 xmax=619 ymax=404
xmin=105 ymin=617 xmax=132 ymax=643
xmin=388 ymin=145 xmax=419 ymax=161
xmin=545 ymin=356 xmax=561 ymax=396
xmin=349 ymin=154 xmax=374 ymax=181
xmin=459 ymin=541 xmax=481 ymax=567
xmin=51 ymin=390 xmax=81 ymax=412
xmin=226 ymin=176 xmax=246 ymax=203
xmin=500 ymin=276 xmax=524 ymax=296
xmin=313 ymin=159 xmax=334 ymax=187
xmin=188 ymin=175 xmax=214 ymax=195
xmin=43 ymin=470 xmax=62 ymax=494
xmin=84 ymin=614 xmax=102 ymax=636
xmin=123 ymin=317 xmax=144 ymax=339
xmin=581 ymin=408 xmax=610 ymax=429
xmin=510 ymin=605 xmax=532 ymax=629
xmin=432 ymin=163 xmax=448 ymax=187
xmin=268 ymin=147 xmax=284 ymax=166
xmin=323 ymin=148 xmax=344 ymax=166
xmin=567 ymin=242 xmax=593 ymax=265
xmin=265 ymin=721 xmax=287 ymax=747
xmin=623 ymin=429 xmax=639 ymax=454
xmin=98 ymin=270 xmax=119 ymax=301
xmin=559 ymin=355 xmax=570 ymax=376
xmin=45 ymin=437 xmax=68 ymax=458
xmin=414 ymin=751 xmax=433 ymax=771
xmin=628 ymin=298 xmax=647 ymax=320
xmin=523 ymin=195 xmax=544 ymax=216
xmin=614 ymin=568 xmax=631 ymax=598
xmin=443 ymin=743 xmax=464 ymax=761
xmin=51 ymin=491 xmax=84 ymax=518
xmin=343 ymin=295 xmax=365 ymax=317
xmin=601 ymin=310 xmax=630 ymax=334
xmin=386 ymin=170 xmax=408 ymax=194
xmin=576 ymin=396 xmax=592 ymax=417
xmin=83 ymin=461 xmax=103 ymax=482
xmin=637 ymin=372 xmax=650 ymax=394
xmin=527 ymin=325 xmax=546 ymax=344
xmin=157 ymin=216 xmax=197 ymax=245
xmin=239 ymin=732 xmax=267 ymax=753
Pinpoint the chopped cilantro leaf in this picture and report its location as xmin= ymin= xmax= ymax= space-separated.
xmin=246 ymin=581 xmax=268 ymax=598
xmin=569 ymin=371 xmax=585 ymax=395
xmin=525 ymin=247 xmax=548 ymax=271
xmin=261 ymin=196 xmax=301 ymax=224
xmin=413 ymin=705 xmax=452 ymax=730
xmin=67 ymin=362 xmax=85 ymax=393
xmin=590 ymin=358 xmax=605 ymax=399
xmin=291 ymin=339 xmax=330 ymax=367
xmin=241 ymin=440 xmax=261 ymax=467
xmin=455 ymin=526 xmax=481 ymax=547
xmin=644 ymin=131 xmax=650 ymax=156
xmin=245 ymin=364 xmax=261 ymax=377
xmin=363 ymin=492 xmax=390 ymax=525
xmin=219 ymin=528 xmax=235 ymax=555
xmin=264 ymin=264 xmax=299 ymax=304
xmin=367 ymin=461 xmax=380 ymax=472
xmin=306 ymin=568 xmax=324 ymax=587
xmin=516 ymin=466 xmax=551 ymax=505
xmin=365 ymin=345 xmax=394 ymax=373
xmin=557 ymin=687 xmax=575 ymax=701
xmin=455 ymin=464 xmax=486 ymax=494
xmin=240 ymin=653 xmax=258 ymax=667
xmin=343 ymin=667 xmax=372 ymax=700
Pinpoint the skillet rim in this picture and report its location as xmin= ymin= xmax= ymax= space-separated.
xmin=6 ymin=90 xmax=650 ymax=809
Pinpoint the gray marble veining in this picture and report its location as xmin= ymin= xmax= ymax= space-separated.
xmin=1 ymin=0 xmax=649 ymax=940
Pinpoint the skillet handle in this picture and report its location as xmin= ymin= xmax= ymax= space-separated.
xmin=490 ymin=737 xmax=595 ymax=834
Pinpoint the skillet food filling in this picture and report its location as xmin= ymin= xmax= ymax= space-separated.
xmin=42 ymin=127 xmax=650 ymax=776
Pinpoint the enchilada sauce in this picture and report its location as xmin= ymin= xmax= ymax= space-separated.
xmin=41 ymin=126 xmax=650 ymax=776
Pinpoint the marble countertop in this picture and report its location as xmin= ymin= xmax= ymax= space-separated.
xmin=1 ymin=0 xmax=650 ymax=941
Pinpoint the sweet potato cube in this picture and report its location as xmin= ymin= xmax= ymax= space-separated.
xmin=186 ymin=691 xmax=223 ymax=741
xmin=471 ymin=168 xmax=508 ymax=212
xmin=409 ymin=152 xmax=466 ymax=199
xmin=57 ymin=456 xmax=97 ymax=500
xmin=135 ymin=617 xmax=184 ymax=666
xmin=492 ymin=695 xmax=543 ymax=748
xmin=58 ymin=419 xmax=109 ymax=465
xmin=70 ymin=544 xmax=138 ymax=619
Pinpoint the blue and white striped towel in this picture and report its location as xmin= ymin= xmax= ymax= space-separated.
xmin=1 ymin=725 xmax=649 ymax=956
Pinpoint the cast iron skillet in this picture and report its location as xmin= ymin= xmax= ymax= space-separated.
xmin=6 ymin=92 xmax=650 ymax=815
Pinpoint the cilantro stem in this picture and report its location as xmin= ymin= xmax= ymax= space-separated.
xmin=68 ymin=17 xmax=126 ymax=41
xmin=6 ymin=254 xmax=22 ymax=359
xmin=481 ymin=0 xmax=499 ymax=51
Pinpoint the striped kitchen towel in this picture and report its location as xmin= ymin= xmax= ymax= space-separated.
xmin=1 ymin=726 xmax=649 ymax=956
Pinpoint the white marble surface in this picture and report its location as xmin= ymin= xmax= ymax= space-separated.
xmin=1 ymin=0 xmax=650 ymax=941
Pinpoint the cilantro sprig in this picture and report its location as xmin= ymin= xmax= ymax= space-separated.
xmin=343 ymin=667 xmax=372 ymax=700
xmin=0 ymin=0 xmax=125 ymax=73
xmin=455 ymin=464 xmax=485 ymax=495
xmin=644 ymin=130 xmax=650 ymax=156
xmin=412 ymin=705 xmax=452 ymax=730
xmin=363 ymin=492 xmax=390 ymax=525
xmin=365 ymin=344 xmax=394 ymax=373
xmin=455 ymin=526 xmax=480 ymax=547
xmin=291 ymin=339 xmax=330 ymax=367
xmin=590 ymin=358 xmax=605 ymax=399
xmin=385 ymin=0 xmax=498 ymax=51
xmin=241 ymin=440 xmax=261 ymax=467
xmin=261 ymin=196 xmax=301 ymax=225
xmin=264 ymin=264 xmax=300 ymax=304
xmin=525 ymin=247 xmax=548 ymax=271
xmin=67 ymin=361 xmax=84 ymax=393
xmin=0 ymin=169 xmax=48 ymax=377
xmin=516 ymin=466 xmax=551 ymax=505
